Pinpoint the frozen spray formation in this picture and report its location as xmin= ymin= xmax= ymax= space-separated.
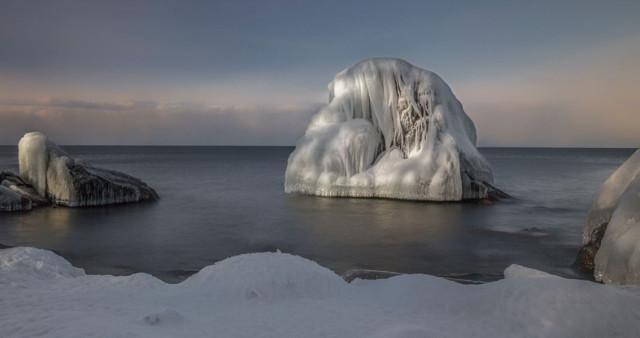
xmin=285 ymin=58 xmax=500 ymax=201
xmin=17 ymin=132 xmax=158 ymax=207
xmin=580 ymin=149 xmax=640 ymax=284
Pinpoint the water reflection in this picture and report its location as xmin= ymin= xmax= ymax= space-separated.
xmin=4 ymin=207 xmax=75 ymax=248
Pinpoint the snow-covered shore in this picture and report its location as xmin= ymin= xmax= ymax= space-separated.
xmin=1 ymin=247 xmax=639 ymax=338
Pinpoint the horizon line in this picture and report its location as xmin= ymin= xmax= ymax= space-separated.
xmin=0 ymin=144 xmax=637 ymax=150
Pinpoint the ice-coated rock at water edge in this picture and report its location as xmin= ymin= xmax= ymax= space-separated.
xmin=285 ymin=58 xmax=504 ymax=201
xmin=0 ymin=185 xmax=32 ymax=211
xmin=15 ymin=132 xmax=158 ymax=207
xmin=579 ymin=149 xmax=640 ymax=284
xmin=0 ymin=171 xmax=48 ymax=211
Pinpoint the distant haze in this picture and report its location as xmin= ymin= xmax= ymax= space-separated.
xmin=1 ymin=0 xmax=639 ymax=147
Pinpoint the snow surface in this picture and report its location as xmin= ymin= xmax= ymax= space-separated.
xmin=285 ymin=58 xmax=495 ymax=201
xmin=585 ymin=149 xmax=640 ymax=284
xmin=17 ymin=132 xmax=157 ymax=207
xmin=2 ymin=247 xmax=639 ymax=337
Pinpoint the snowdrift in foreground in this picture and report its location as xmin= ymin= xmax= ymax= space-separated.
xmin=285 ymin=58 xmax=500 ymax=201
xmin=17 ymin=132 xmax=158 ymax=207
xmin=582 ymin=149 xmax=640 ymax=284
xmin=2 ymin=247 xmax=639 ymax=338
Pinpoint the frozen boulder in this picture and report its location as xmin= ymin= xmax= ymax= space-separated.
xmin=18 ymin=132 xmax=159 ymax=207
xmin=1 ymin=171 xmax=49 ymax=207
xmin=579 ymin=149 xmax=640 ymax=284
xmin=285 ymin=58 xmax=502 ymax=201
xmin=0 ymin=185 xmax=32 ymax=212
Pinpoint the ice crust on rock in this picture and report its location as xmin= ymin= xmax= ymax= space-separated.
xmin=17 ymin=132 xmax=158 ymax=207
xmin=0 ymin=185 xmax=32 ymax=211
xmin=1 ymin=171 xmax=49 ymax=207
xmin=285 ymin=58 xmax=497 ymax=201
xmin=2 ymin=247 xmax=640 ymax=337
xmin=583 ymin=149 xmax=640 ymax=284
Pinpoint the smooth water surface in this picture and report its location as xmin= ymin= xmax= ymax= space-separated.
xmin=0 ymin=146 xmax=634 ymax=282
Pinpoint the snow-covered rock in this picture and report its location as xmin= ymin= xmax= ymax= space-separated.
xmin=285 ymin=58 xmax=501 ymax=201
xmin=503 ymin=264 xmax=557 ymax=279
xmin=580 ymin=149 xmax=640 ymax=284
xmin=1 ymin=247 xmax=639 ymax=337
xmin=17 ymin=132 xmax=158 ymax=207
xmin=0 ymin=247 xmax=85 ymax=284
xmin=183 ymin=252 xmax=346 ymax=301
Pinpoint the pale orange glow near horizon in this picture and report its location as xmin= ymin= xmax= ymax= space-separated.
xmin=1 ymin=2 xmax=638 ymax=147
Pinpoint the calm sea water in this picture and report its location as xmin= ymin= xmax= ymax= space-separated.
xmin=0 ymin=146 xmax=635 ymax=282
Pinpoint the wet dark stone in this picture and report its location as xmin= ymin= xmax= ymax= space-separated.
xmin=576 ymin=222 xmax=609 ymax=272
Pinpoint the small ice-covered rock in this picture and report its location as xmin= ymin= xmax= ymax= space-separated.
xmin=1 ymin=171 xmax=49 ymax=207
xmin=0 ymin=185 xmax=32 ymax=212
xmin=580 ymin=149 xmax=640 ymax=284
xmin=285 ymin=58 xmax=502 ymax=201
xmin=17 ymin=132 xmax=158 ymax=207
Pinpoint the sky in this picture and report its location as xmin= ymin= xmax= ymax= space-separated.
xmin=0 ymin=0 xmax=639 ymax=146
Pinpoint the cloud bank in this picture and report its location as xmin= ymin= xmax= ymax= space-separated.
xmin=0 ymin=99 xmax=319 ymax=145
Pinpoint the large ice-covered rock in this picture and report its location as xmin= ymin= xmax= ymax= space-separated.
xmin=285 ymin=58 xmax=500 ymax=201
xmin=18 ymin=132 xmax=158 ymax=207
xmin=580 ymin=149 xmax=640 ymax=284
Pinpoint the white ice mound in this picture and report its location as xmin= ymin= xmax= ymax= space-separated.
xmin=285 ymin=58 xmax=497 ymax=201
xmin=18 ymin=132 xmax=158 ymax=207
xmin=184 ymin=252 xmax=346 ymax=301
xmin=503 ymin=264 xmax=556 ymax=279
xmin=0 ymin=247 xmax=85 ymax=284
xmin=584 ymin=149 xmax=640 ymax=284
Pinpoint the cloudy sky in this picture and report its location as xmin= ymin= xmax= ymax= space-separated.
xmin=1 ymin=0 xmax=639 ymax=146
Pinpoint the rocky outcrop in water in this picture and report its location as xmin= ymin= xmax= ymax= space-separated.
xmin=285 ymin=58 xmax=504 ymax=201
xmin=1 ymin=132 xmax=158 ymax=212
xmin=1 ymin=171 xmax=49 ymax=206
xmin=0 ymin=171 xmax=48 ymax=212
xmin=578 ymin=149 xmax=640 ymax=284
xmin=0 ymin=185 xmax=32 ymax=211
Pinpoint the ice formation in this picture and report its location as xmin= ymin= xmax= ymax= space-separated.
xmin=17 ymin=132 xmax=158 ymax=207
xmin=285 ymin=58 xmax=500 ymax=201
xmin=582 ymin=149 xmax=640 ymax=284
xmin=2 ymin=247 xmax=640 ymax=337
